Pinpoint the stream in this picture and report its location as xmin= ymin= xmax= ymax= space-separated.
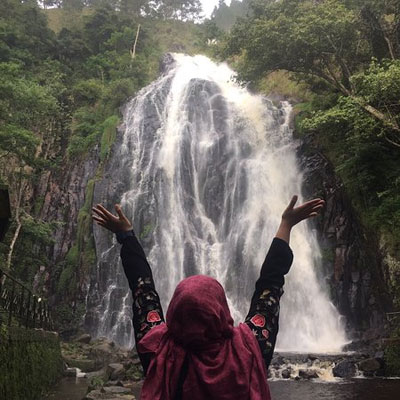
xmin=45 ymin=376 xmax=400 ymax=400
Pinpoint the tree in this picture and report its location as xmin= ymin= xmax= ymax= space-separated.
xmin=224 ymin=0 xmax=400 ymax=142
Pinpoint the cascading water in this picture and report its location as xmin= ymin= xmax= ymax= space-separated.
xmin=85 ymin=54 xmax=347 ymax=353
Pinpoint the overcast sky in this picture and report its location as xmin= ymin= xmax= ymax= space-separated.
xmin=201 ymin=0 xmax=232 ymax=18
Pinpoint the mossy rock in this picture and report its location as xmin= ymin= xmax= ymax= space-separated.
xmin=63 ymin=356 xmax=97 ymax=372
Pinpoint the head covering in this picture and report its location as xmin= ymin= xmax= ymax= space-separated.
xmin=138 ymin=275 xmax=271 ymax=400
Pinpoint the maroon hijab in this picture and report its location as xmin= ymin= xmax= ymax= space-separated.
xmin=138 ymin=275 xmax=271 ymax=400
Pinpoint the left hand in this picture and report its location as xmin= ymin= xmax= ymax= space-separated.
xmin=281 ymin=195 xmax=325 ymax=228
xmin=92 ymin=204 xmax=133 ymax=233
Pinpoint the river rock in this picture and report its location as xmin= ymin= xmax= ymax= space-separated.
xmin=107 ymin=363 xmax=125 ymax=380
xmin=102 ymin=386 xmax=132 ymax=394
xmin=86 ymin=368 xmax=107 ymax=380
xmin=76 ymin=333 xmax=92 ymax=344
xmin=105 ymin=380 xmax=124 ymax=387
xmin=281 ymin=369 xmax=291 ymax=379
xmin=63 ymin=356 xmax=97 ymax=372
xmin=90 ymin=339 xmax=116 ymax=365
xmin=298 ymin=369 xmax=318 ymax=379
xmin=333 ymin=360 xmax=356 ymax=378
xmin=64 ymin=367 xmax=77 ymax=377
xmin=358 ymin=358 xmax=381 ymax=373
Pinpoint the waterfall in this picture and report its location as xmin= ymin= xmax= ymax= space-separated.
xmin=86 ymin=54 xmax=347 ymax=353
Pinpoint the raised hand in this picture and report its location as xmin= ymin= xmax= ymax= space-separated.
xmin=276 ymin=195 xmax=325 ymax=243
xmin=92 ymin=204 xmax=132 ymax=233
xmin=282 ymin=195 xmax=325 ymax=228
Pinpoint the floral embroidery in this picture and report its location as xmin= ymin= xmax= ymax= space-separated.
xmin=250 ymin=314 xmax=266 ymax=327
xmin=132 ymin=276 xmax=165 ymax=341
xmin=147 ymin=310 xmax=162 ymax=323
xmin=245 ymin=287 xmax=282 ymax=369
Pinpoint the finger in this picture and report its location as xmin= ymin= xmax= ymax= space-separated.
xmin=286 ymin=195 xmax=298 ymax=211
xmin=300 ymin=198 xmax=324 ymax=208
xmin=310 ymin=204 xmax=324 ymax=212
xmin=92 ymin=215 xmax=106 ymax=223
xmin=96 ymin=220 xmax=107 ymax=227
xmin=115 ymin=204 xmax=124 ymax=219
xmin=96 ymin=204 xmax=116 ymax=219
xmin=298 ymin=200 xmax=325 ymax=212
xmin=92 ymin=207 xmax=109 ymax=219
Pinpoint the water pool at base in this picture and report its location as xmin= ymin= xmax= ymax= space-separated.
xmin=45 ymin=377 xmax=400 ymax=400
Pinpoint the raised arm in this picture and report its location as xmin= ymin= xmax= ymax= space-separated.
xmin=92 ymin=204 xmax=165 ymax=374
xmin=245 ymin=195 xmax=325 ymax=369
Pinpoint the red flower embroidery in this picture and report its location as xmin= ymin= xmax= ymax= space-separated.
xmin=250 ymin=314 xmax=265 ymax=327
xmin=147 ymin=310 xmax=161 ymax=323
xmin=262 ymin=329 xmax=269 ymax=339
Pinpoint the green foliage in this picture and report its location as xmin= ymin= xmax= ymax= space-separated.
xmin=139 ymin=223 xmax=154 ymax=240
xmin=53 ymin=302 xmax=86 ymax=333
xmin=223 ymin=0 xmax=366 ymax=89
xmin=89 ymin=375 xmax=105 ymax=389
xmin=384 ymin=325 xmax=400 ymax=376
xmin=300 ymin=60 xmax=400 ymax=247
xmin=100 ymin=115 xmax=119 ymax=161
xmin=0 ymin=327 xmax=63 ymax=400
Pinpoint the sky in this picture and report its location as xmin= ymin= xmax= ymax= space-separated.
xmin=201 ymin=0 xmax=232 ymax=18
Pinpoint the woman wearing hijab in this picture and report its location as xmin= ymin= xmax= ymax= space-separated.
xmin=92 ymin=195 xmax=325 ymax=399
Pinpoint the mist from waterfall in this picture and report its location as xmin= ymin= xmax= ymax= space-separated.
xmin=87 ymin=53 xmax=348 ymax=353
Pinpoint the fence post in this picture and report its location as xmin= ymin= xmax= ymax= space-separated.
xmin=32 ymin=296 xmax=37 ymax=329
xmin=25 ymin=294 xmax=31 ymax=329
xmin=18 ymin=287 xmax=25 ymax=327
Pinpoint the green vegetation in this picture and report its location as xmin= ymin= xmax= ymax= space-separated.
xmin=221 ymin=0 xmax=400 ymax=308
xmin=2 ymin=0 xmax=400 ymax=357
xmin=0 ymin=326 xmax=63 ymax=400
xmin=0 ymin=0 xmax=210 ymax=333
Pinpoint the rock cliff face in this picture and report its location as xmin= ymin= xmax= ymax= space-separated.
xmin=297 ymin=136 xmax=393 ymax=341
xmin=36 ymin=148 xmax=99 ymax=304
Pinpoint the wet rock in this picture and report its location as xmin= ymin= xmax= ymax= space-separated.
xmin=105 ymin=380 xmax=124 ymax=387
xmin=76 ymin=333 xmax=92 ymax=344
xmin=271 ymin=355 xmax=285 ymax=366
xmin=90 ymin=339 xmax=116 ymax=365
xmin=86 ymin=368 xmax=107 ymax=380
xmin=298 ymin=369 xmax=318 ymax=379
xmin=131 ymin=356 xmax=141 ymax=365
xmin=63 ymin=357 xmax=97 ymax=372
xmin=107 ymin=363 xmax=125 ymax=380
xmin=333 ymin=360 xmax=356 ymax=378
xmin=358 ymin=358 xmax=381 ymax=373
xmin=64 ymin=367 xmax=77 ymax=377
xmin=281 ymin=369 xmax=291 ymax=379
xmin=102 ymin=386 xmax=131 ymax=394
xmin=84 ymin=389 xmax=102 ymax=400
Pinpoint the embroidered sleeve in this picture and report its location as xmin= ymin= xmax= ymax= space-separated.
xmin=131 ymin=276 xmax=165 ymax=343
xmin=245 ymin=238 xmax=293 ymax=370
xmin=119 ymin=234 xmax=165 ymax=374
xmin=245 ymin=287 xmax=283 ymax=369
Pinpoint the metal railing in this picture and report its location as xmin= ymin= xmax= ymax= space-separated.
xmin=387 ymin=311 xmax=400 ymax=324
xmin=0 ymin=266 xmax=53 ymax=330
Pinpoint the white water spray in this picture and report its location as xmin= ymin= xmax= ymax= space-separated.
xmin=87 ymin=54 xmax=347 ymax=353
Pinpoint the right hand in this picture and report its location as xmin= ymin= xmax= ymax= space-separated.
xmin=92 ymin=204 xmax=133 ymax=233
xmin=281 ymin=195 xmax=325 ymax=228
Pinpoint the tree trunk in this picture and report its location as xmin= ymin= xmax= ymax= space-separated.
xmin=6 ymin=220 xmax=22 ymax=270
xmin=6 ymin=178 xmax=25 ymax=270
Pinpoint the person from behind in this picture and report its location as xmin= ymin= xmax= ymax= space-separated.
xmin=92 ymin=195 xmax=324 ymax=399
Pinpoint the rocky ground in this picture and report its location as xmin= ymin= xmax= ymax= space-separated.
xmin=61 ymin=334 xmax=144 ymax=400
xmin=61 ymin=332 xmax=399 ymax=400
